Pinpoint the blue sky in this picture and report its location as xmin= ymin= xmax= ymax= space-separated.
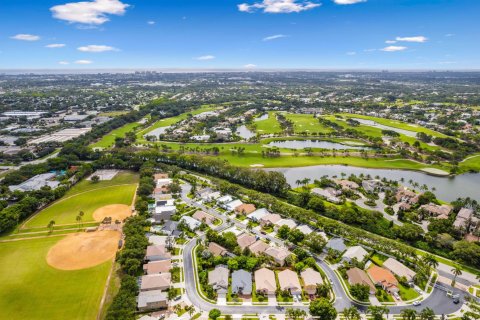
xmin=0 ymin=0 xmax=478 ymax=69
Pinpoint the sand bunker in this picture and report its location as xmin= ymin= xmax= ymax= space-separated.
xmin=93 ymin=204 xmax=131 ymax=222
xmin=47 ymin=231 xmax=121 ymax=270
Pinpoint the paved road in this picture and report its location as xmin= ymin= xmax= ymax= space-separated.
xmin=179 ymin=182 xmax=467 ymax=315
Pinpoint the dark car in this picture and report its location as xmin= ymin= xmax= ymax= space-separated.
xmin=453 ymin=298 xmax=460 ymax=304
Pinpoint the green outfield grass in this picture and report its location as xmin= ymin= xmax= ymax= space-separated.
xmin=0 ymin=236 xmax=112 ymax=320
xmin=91 ymin=122 xmax=140 ymax=149
xmin=98 ymin=111 xmax=130 ymax=117
xmin=253 ymin=111 xmax=283 ymax=134
xmin=24 ymin=172 xmax=138 ymax=228
xmin=285 ymin=113 xmax=334 ymax=134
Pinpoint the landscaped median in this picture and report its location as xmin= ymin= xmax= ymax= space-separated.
xmin=190 ymin=243 xmax=218 ymax=304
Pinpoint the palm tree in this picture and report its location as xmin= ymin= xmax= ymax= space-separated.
xmin=47 ymin=220 xmax=55 ymax=234
xmin=422 ymin=254 xmax=439 ymax=270
xmin=451 ymin=265 xmax=462 ymax=286
xmin=343 ymin=306 xmax=361 ymax=320
xmin=400 ymin=308 xmax=417 ymax=320
xmin=367 ymin=306 xmax=389 ymax=320
xmin=419 ymin=308 xmax=435 ymax=320
xmin=295 ymin=179 xmax=302 ymax=188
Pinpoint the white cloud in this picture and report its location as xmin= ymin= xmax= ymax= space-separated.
xmin=395 ymin=36 xmax=428 ymax=43
xmin=244 ymin=64 xmax=257 ymax=68
xmin=333 ymin=0 xmax=366 ymax=4
xmin=195 ymin=55 xmax=215 ymax=61
xmin=147 ymin=20 xmax=155 ymax=25
xmin=381 ymin=45 xmax=407 ymax=52
xmin=58 ymin=61 xmax=70 ymax=65
xmin=385 ymin=40 xmax=396 ymax=44
xmin=238 ymin=0 xmax=320 ymax=13
xmin=263 ymin=34 xmax=287 ymax=41
xmin=46 ymin=43 xmax=66 ymax=48
xmin=11 ymin=34 xmax=40 ymax=41
xmin=75 ymin=59 xmax=93 ymax=64
xmin=50 ymin=0 xmax=129 ymax=25
xmin=346 ymin=51 xmax=356 ymax=55
xmin=445 ymin=33 xmax=454 ymax=37
xmin=77 ymin=44 xmax=118 ymax=52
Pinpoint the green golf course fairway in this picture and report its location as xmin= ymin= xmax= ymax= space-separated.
xmin=0 ymin=236 xmax=112 ymax=320
xmin=24 ymin=172 xmax=138 ymax=228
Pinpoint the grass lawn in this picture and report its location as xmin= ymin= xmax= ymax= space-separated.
xmin=254 ymin=111 xmax=283 ymax=134
xmin=398 ymin=283 xmax=420 ymax=301
xmin=460 ymin=154 xmax=480 ymax=172
xmin=24 ymin=172 xmax=138 ymax=228
xmin=91 ymin=122 xmax=140 ymax=149
xmin=98 ymin=111 xmax=130 ymax=117
xmin=370 ymin=253 xmax=388 ymax=266
xmin=0 ymin=237 xmax=112 ymax=320
xmin=285 ymin=113 xmax=333 ymax=134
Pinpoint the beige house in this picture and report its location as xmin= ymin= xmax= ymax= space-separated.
xmin=346 ymin=267 xmax=376 ymax=294
xmin=237 ymin=233 xmax=257 ymax=250
xmin=192 ymin=210 xmax=215 ymax=225
xmin=248 ymin=240 xmax=269 ymax=255
xmin=255 ymin=268 xmax=276 ymax=295
xmin=265 ymin=246 xmax=291 ymax=266
xmin=137 ymin=290 xmax=168 ymax=311
xmin=208 ymin=242 xmax=228 ymax=257
xmin=235 ymin=203 xmax=256 ymax=215
xmin=383 ymin=258 xmax=416 ymax=282
xmin=208 ymin=265 xmax=229 ymax=293
xmin=301 ymin=268 xmax=324 ymax=295
xmin=140 ymin=273 xmax=172 ymax=292
xmin=278 ymin=269 xmax=302 ymax=295
xmin=260 ymin=213 xmax=282 ymax=227
xmin=143 ymin=260 xmax=172 ymax=275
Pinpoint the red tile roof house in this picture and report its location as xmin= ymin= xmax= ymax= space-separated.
xmin=260 ymin=213 xmax=282 ymax=227
xmin=367 ymin=265 xmax=399 ymax=294
xmin=301 ymin=268 xmax=324 ymax=296
xmin=237 ymin=233 xmax=257 ymax=250
xmin=395 ymin=187 xmax=421 ymax=204
xmin=346 ymin=267 xmax=376 ymax=295
xmin=235 ymin=203 xmax=256 ymax=215
xmin=192 ymin=210 xmax=215 ymax=225
xmin=278 ymin=269 xmax=302 ymax=296
xmin=143 ymin=260 xmax=172 ymax=275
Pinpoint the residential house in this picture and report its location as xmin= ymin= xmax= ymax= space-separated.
xmin=301 ymin=268 xmax=324 ymax=295
xmin=325 ymin=238 xmax=347 ymax=253
xmin=225 ymin=199 xmax=243 ymax=211
xmin=149 ymin=235 xmax=171 ymax=246
xmin=265 ymin=246 xmax=291 ymax=266
xmin=278 ymin=269 xmax=302 ymax=296
xmin=337 ymin=180 xmax=359 ymax=190
xmin=453 ymin=208 xmax=479 ymax=233
xmin=208 ymin=242 xmax=228 ymax=257
xmin=231 ymin=269 xmax=253 ymax=295
xmin=346 ymin=267 xmax=376 ymax=294
xmin=296 ymin=224 xmax=313 ymax=235
xmin=154 ymin=173 xmax=169 ymax=180
xmin=248 ymin=240 xmax=270 ymax=255
xmin=161 ymin=221 xmax=182 ymax=237
xmin=311 ymin=187 xmax=341 ymax=204
xmin=146 ymin=245 xmax=171 ymax=262
xmin=237 ymin=233 xmax=257 ymax=250
xmin=208 ymin=265 xmax=229 ymax=293
xmin=217 ymin=195 xmax=233 ymax=204
xmin=342 ymin=246 xmax=369 ymax=263
xmin=367 ymin=265 xmax=399 ymax=293
xmin=395 ymin=187 xmax=420 ymax=204
xmin=420 ymin=203 xmax=453 ymax=220
xmin=255 ymin=268 xmax=276 ymax=295
xmin=362 ymin=180 xmax=383 ymax=193
xmin=180 ymin=216 xmax=201 ymax=231
xmin=260 ymin=213 xmax=282 ymax=227
xmin=143 ymin=260 xmax=172 ymax=275
xmin=235 ymin=203 xmax=256 ymax=215
xmin=154 ymin=200 xmax=176 ymax=222
xmin=192 ymin=210 xmax=215 ymax=225
xmin=247 ymin=208 xmax=270 ymax=222
xmin=196 ymin=187 xmax=214 ymax=199
xmin=383 ymin=258 xmax=416 ymax=282
xmin=140 ymin=274 xmax=172 ymax=291
xmin=275 ymin=218 xmax=298 ymax=230
xmin=137 ymin=290 xmax=168 ymax=311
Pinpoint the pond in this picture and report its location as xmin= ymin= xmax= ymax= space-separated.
xmin=354 ymin=118 xmax=418 ymax=137
xmin=266 ymin=140 xmax=371 ymax=150
xmin=255 ymin=113 xmax=269 ymax=121
xmin=145 ymin=126 xmax=171 ymax=138
xmin=268 ymin=165 xmax=480 ymax=202
xmin=236 ymin=125 xmax=256 ymax=140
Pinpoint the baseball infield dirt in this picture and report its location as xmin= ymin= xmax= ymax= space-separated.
xmin=92 ymin=204 xmax=131 ymax=222
xmin=46 ymin=231 xmax=121 ymax=270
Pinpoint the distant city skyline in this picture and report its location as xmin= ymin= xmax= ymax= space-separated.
xmin=1 ymin=0 xmax=479 ymax=69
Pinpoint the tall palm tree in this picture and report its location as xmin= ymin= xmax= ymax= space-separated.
xmin=401 ymin=308 xmax=417 ymax=320
xmin=419 ymin=308 xmax=435 ymax=320
xmin=47 ymin=220 xmax=55 ymax=234
xmin=451 ymin=265 xmax=462 ymax=285
xmin=343 ymin=306 xmax=361 ymax=320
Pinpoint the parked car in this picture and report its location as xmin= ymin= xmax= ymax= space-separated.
xmin=453 ymin=298 xmax=460 ymax=304
xmin=413 ymin=301 xmax=421 ymax=306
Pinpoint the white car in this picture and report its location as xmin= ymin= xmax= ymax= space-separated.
xmin=413 ymin=301 xmax=421 ymax=306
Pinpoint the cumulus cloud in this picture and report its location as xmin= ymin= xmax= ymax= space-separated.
xmin=58 ymin=61 xmax=70 ymax=65
xmin=381 ymin=45 xmax=407 ymax=52
xmin=77 ymin=44 xmax=118 ymax=52
xmin=11 ymin=34 xmax=40 ymax=41
xmin=385 ymin=40 xmax=396 ymax=44
xmin=333 ymin=0 xmax=366 ymax=4
xmin=75 ymin=59 xmax=93 ymax=64
xmin=263 ymin=34 xmax=287 ymax=41
xmin=346 ymin=51 xmax=356 ymax=55
xmin=50 ymin=0 xmax=129 ymax=25
xmin=244 ymin=64 xmax=257 ymax=68
xmin=395 ymin=36 xmax=428 ymax=43
xmin=195 ymin=55 xmax=215 ymax=61
xmin=147 ymin=20 xmax=155 ymax=25
xmin=46 ymin=43 xmax=66 ymax=48
xmin=238 ymin=0 xmax=320 ymax=13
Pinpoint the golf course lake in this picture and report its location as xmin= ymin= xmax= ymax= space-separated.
xmin=267 ymin=140 xmax=371 ymax=150
xmin=269 ymin=165 xmax=480 ymax=202
xmin=255 ymin=113 xmax=269 ymax=121
xmin=236 ymin=125 xmax=256 ymax=139
xmin=354 ymin=118 xmax=418 ymax=137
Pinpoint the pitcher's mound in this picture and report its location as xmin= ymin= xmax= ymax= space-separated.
xmin=93 ymin=204 xmax=131 ymax=222
xmin=46 ymin=231 xmax=121 ymax=270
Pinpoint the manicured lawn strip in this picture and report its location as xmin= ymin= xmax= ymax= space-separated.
xmin=398 ymin=283 xmax=420 ymax=301
xmin=254 ymin=111 xmax=283 ymax=134
xmin=98 ymin=111 xmax=130 ymax=117
xmin=1 ymin=228 xmax=83 ymax=240
xmin=91 ymin=122 xmax=140 ymax=149
xmin=0 ymin=236 xmax=112 ymax=320
xmin=25 ymin=184 xmax=137 ymax=228
xmin=415 ymin=249 xmax=480 ymax=275
xmin=338 ymin=113 xmax=447 ymax=138
xmin=370 ymin=253 xmax=388 ymax=266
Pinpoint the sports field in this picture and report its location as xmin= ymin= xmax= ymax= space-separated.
xmin=0 ymin=236 xmax=112 ymax=320
xmin=23 ymin=171 xmax=138 ymax=228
